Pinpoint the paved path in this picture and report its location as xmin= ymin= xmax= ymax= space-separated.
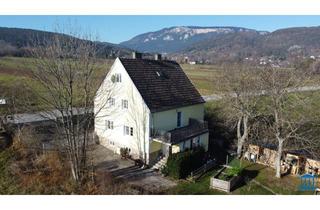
xmin=203 ymin=85 xmax=320 ymax=102
xmin=2 ymin=107 xmax=92 ymax=125
xmin=88 ymin=144 xmax=176 ymax=193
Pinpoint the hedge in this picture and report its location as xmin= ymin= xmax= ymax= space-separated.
xmin=164 ymin=147 xmax=206 ymax=179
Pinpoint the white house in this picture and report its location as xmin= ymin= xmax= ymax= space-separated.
xmin=94 ymin=53 xmax=209 ymax=165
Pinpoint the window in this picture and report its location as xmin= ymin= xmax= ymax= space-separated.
xmin=123 ymin=126 xmax=134 ymax=136
xmin=111 ymin=73 xmax=122 ymax=83
xmin=122 ymin=99 xmax=128 ymax=109
xmin=105 ymin=120 xmax=114 ymax=130
xmin=108 ymin=98 xmax=115 ymax=106
xmin=123 ymin=126 xmax=129 ymax=135
xmin=177 ymin=111 xmax=182 ymax=127
xmin=130 ymin=127 xmax=133 ymax=136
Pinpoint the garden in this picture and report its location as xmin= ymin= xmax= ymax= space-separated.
xmin=166 ymin=157 xmax=314 ymax=195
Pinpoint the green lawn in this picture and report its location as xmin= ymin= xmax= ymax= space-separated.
xmin=166 ymin=158 xmax=315 ymax=195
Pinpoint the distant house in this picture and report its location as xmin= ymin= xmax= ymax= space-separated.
xmin=94 ymin=53 xmax=209 ymax=166
xmin=0 ymin=98 xmax=6 ymax=105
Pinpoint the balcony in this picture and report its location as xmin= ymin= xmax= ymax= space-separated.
xmin=151 ymin=118 xmax=208 ymax=145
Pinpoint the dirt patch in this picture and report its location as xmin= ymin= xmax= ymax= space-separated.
xmin=0 ymin=67 xmax=32 ymax=77
xmin=128 ymin=174 xmax=177 ymax=194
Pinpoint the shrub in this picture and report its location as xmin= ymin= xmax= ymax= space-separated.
xmin=166 ymin=147 xmax=206 ymax=179
xmin=120 ymin=147 xmax=130 ymax=159
xmin=226 ymin=166 xmax=244 ymax=177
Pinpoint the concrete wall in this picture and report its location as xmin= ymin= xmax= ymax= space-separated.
xmin=94 ymin=58 xmax=150 ymax=162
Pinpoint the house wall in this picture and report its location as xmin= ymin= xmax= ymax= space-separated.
xmin=150 ymin=104 xmax=204 ymax=132
xmin=94 ymin=58 xmax=150 ymax=163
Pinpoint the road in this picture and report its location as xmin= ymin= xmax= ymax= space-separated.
xmin=2 ymin=108 xmax=92 ymax=125
xmin=202 ymin=85 xmax=320 ymax=102
xmin=2 ymin=85 xmax=320 ymax=125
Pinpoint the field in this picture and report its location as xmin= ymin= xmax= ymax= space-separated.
xmin=0 ymin=57 xmax=225 ymax=98
xmin=181 ymin=63 xmax=225 ymax=95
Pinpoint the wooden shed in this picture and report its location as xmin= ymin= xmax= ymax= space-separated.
xmin=304 ymin=158 xmax=320 ymax=175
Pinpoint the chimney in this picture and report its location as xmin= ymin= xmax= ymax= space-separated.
xmin=132 ymin=52 xmax=142 ymax=59
xmin=154 ymin=54 xmax=162 ymax=61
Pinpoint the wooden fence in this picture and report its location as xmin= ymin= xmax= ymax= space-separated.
xmin=188 ymin=159 xmax=216 ymax=181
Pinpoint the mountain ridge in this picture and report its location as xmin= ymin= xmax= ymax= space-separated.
xmin=0 ymin=27 xmax=133 ymax=58
xmin=120 ymin=26 xmax=267 ymax=53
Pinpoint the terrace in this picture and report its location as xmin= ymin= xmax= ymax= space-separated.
xmin=151 ymin=118 xmax=208 ymax=145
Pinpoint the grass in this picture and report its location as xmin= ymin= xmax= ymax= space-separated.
xmin=0 ymin=56 xmax=115 ymax=113
xmin=0 ymin=149 xmax=20 ymax=194
xmin=181 ymin=64 xmax=224 ymax=95
xmin=1 ymin=57 xmax=320 ymax=97
xmin=166 ymin=167 xmax=227 ymax=195
xmin=167 ymin=157 xmax=316 ymax=195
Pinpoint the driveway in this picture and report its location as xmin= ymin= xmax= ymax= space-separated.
xmin=88 ymin=144 xmax=176 ymax=194
xmin=88 ymin=144 xmax=135 ymax=172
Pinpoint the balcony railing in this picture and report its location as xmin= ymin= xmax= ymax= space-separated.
xmin=151 ymin=118 xmax=208 ymax=144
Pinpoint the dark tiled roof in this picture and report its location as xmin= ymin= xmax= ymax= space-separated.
xmin=119 ymin=58 xmax=205 ymax=112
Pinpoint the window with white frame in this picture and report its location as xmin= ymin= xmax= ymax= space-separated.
xmin=105 ymin=120 xmax=114 ymax=130
xmin=111 ymin=73 xmax=122 ymax=83
xmin=123 ymin=125 xmax=130 ymax=135
xmin=123 ymin=125 xmax=134 ymax=136
xmin=122 ymin=99 xmax=128 ymax=109
xmin=108 ymin=97 xmax=115 ymax=106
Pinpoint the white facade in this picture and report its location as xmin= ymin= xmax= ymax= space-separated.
xmin=94 ymin=58 xmax=150 ymax=162
xmin=94 ymin=58 xmax=209 ymax=165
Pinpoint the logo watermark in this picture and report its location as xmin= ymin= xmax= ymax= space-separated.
xmin=298 ymin=174 xmax=318 ymax=192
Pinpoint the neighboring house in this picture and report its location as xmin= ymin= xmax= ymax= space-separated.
xmin=94 ymin=53 xmax=209 ymax=165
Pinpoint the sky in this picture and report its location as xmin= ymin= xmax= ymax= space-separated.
xmin=0 ymin=16 xmax=320 ymax=44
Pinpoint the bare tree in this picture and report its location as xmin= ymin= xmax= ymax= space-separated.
xmin=28 ymin=27 xmax=112 ymax=184
xmin=219 ymin=64 xmax=261 ymax=158
xmin=258 ymin=65 xmax=314 ymax=178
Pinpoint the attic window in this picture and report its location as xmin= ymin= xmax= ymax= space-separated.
xmin=155 ymin=71 xmax=169 ymax=79
xmin=111 ymin=73 xmax=122 ymax=83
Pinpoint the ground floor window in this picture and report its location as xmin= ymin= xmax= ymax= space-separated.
xmin=124 ymin=125 xmax=134 ymax=136
xmin=106 ymin=120 xmax=114 ymax=129
xmin=123 ymin=126 xmax=129 ymax=135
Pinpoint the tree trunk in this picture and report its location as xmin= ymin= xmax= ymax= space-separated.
xmin=275 ymin=139 xmax=283 ymax=178
xmin=237 ymin=115 xmax=249 ymax=158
